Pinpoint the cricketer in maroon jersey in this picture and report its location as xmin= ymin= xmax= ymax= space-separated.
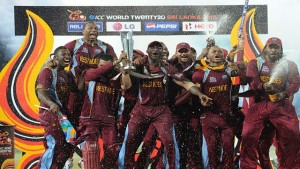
xmin=117 ymin=49 xmax=145 ymax=143
xmin=64 ymin=21 xmax=117 ymax=78
xmin=73 ymin=53 xmax=127 ymax=169
xmin=118 ymin=41 xmax=211 ymax=169
xmin=192 ymin=45 xmax=236 ymax=169
xmin=35 ymin=46 xmax=75 ymax=169
xmin=240 ymin=37 xmax=300 ymax=169
xmin=170 ymin=42 xmax=204 ymax=169
xmin=64 ymin=22 xmax=117 ymax=137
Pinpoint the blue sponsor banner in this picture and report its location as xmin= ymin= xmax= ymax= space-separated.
xmin=144 ymin=22 xmax=179 ymax=32
xmin=67 ymin=22 xmax=103 ymax=32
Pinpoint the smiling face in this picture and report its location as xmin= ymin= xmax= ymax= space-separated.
xmin=56 ymin=48 xmax=71 ymax=69
xmin=176 ymin=48 xmax=190 ymax=64
xmin=147 ymin=43 xmax=163 ymax=62
xmin=206 ymin=46 xmax=225 ymax=66
xmin=82 ymin=22 xmax=99 ymax=43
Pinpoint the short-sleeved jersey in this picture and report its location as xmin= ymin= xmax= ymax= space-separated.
xmin=247 ymin=57 xmax=300 ymax=100
xmin=36 ymin=68 xmax=76 ymax=113
xmin=193 ymin=69 xmax=232 ymax=114
xmin=64 ymin=39 xmax=117 ymax=77
xmin=136 ymin=63 xmax=183 ymax=106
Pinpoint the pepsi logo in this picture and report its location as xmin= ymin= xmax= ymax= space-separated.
xmin=146 ymin=22 xmax=156 ymax=28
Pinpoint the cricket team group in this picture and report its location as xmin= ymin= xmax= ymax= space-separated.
xmin=34 ymin=21 xmax=300 ymax=169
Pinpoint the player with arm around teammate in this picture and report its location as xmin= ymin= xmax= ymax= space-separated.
xmin=192 ymin=45 xmax=238 ymax=169
xmin=118 ymin=41 xmax=211 ymax=169
xmin=35 ymin=46 xmax=76 ymax=169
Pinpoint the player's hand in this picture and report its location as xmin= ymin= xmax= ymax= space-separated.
xmin=46 ymin=59 xmax=58 ymax=69
xmin=49 ymin=104 xmax=59 ymax=114
xmin=263 ymin=83 xmax=274 ymax=92
xmin=206 ymin=37 xmax=215 ymax=47
xmin=122 ymin=59 xmax=131 ymax=67
xmin=133 ymin=57 xmax=142 ymax=65
xmin=199 ymin=95 xmax=213 ymax=106
xmin=114 ymin=51 xmax=127 ymax=66
xmin=119 ymin=51 xmax=127 ymax=61
xmin=229 ymin=44 xmax=238 ymax=56
xmin=271 ymin=91 xmax=287 ymax=102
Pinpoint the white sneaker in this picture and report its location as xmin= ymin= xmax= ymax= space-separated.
xmin=63 ymin=158 xmax=73 ymax=169
xmin=78 ymin=158 xmax=84 ymax=169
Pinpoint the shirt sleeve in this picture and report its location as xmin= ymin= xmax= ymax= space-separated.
xmin=104 ymin=42 xmax=117 ymax=59
xmin=36 ymin=68 xmax=53 ymax=89
xmin=246 ymin=59 xmax=264 ymax=91
xmin=83 ymin=62 xmax=114 ymax=82
xmin=285 ymin=61 xmax=300 ymax=96
xmin=167 ymin=64 xmax=186 ymax=81
xmin=192 ymin=70 xmax=204 ymax=84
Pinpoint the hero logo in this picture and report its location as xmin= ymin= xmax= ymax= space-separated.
xmin=145 ymin=22 xmax=179 ymax=32
xmin=106 ymin=22 xmax=141 ymax=32
xmin=182 ymin=22 xmax=217 ymax=32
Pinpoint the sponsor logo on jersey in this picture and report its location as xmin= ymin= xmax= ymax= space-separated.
xmin=106 ymin=22 xmax=141 ymax=32
xmin=209 ymin=76 xmax=217 ymax=83
xmin=82 ymin=47 xmax=89 ymax=54
xmin=262 ymin=66 xmax=269 ymax=72
xmin=67 ymin=22 xmax=103 ymax=32
xmin=144 ymin=22 xmax=179 ymax=32
xmin=222 ymin=75 xmax=228 ymax=79
xmin=182 ymin=22 xmax=217 ymax=32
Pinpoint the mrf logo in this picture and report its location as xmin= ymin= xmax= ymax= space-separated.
xmin=67 ymin=9 xmax=86 ymax=21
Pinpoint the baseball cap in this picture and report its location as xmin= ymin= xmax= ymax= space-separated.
xmin=133 ymin=49 xmax=145 ymax=56
xmin=133 ymin=49 xmax=145 ymax=60
xmin=176 ymin=42 xmax=191 ymax=51
xmin=148 ymin=41 xmax=163 ymax=48
xmin=265 ymin=37 xmax=282 ymax=47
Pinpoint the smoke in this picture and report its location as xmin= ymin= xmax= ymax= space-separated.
xmin=268 ymin=58 xmax=288 ymax=84
xmin=203 ymin=12 xmax=230 ymax=37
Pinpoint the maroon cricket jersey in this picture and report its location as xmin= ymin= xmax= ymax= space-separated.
xmin=247 ymin=58 xmax=300 ymax=99
xmin=136 ymin=64 xmax=183 ymax=106
xmin=36 ymin=68 xmax=76 ymax=112
xmin=192 ymin=69 xmax=232 ymax=114
xmin=80 ymin=62 xmax=119 ymax=119
xmin=64 ymin=39 xmax=117 ymax=77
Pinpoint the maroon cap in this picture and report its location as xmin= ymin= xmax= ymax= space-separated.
xmin=176 ymin=42 xmax=191 ymax=51
xmin=265 ymin=37 xmax=282 ymax=47
xmin=133 ymin=49 xmax=145 ymax=56
xmin=133 ymin=49 xmax=145 ymax=60
xmin=148 ymin=41 xmax=163 ymax=48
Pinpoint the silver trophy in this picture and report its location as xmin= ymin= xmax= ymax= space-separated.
xmin=120 ymin=31 xmax=136 ymax=71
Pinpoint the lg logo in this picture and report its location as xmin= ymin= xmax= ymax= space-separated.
xmin=107 ymin=22 xmax=141 ymax=32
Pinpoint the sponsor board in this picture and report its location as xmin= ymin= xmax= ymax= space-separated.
xmin=14 ymin=6 xmax=267 ymax=35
